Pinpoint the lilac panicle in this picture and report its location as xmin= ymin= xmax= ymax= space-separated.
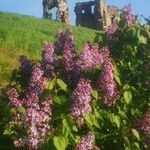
xmin=77 ymin=43 xmax=103 ymax=71
xmin=6 ymin=88 xmax=22 ymax=107
xmin=120 ymin=4 xmax=135 ymax=25
xmin=70 ymin=78 xmax=92 ymax=125
xmin=7 ymin=63 xmax=52 ymax=149
xmin=136 ymin=109 xmax=150 ymax=133
xmin=107 ymin=21 xmax=118 ymax=41
xmin=28 ymin=64 xmax=46 ymax=94
xmin=63 ymin=39 xmax=76 ymax=72
xmin=41 ymin=41 xmax=56 ymax=77
xmin=62 ymin=28 xmax=76 ymax=72
xmin=54 ymin=28 xmax=75 ymax=52
xmin=98 ymin=46 xmax=119 ymax=106
xmin=7 ymin=89 xmax=53 ymax=149
xmin=19 ymin=55 xmax=32 ymax=75
xmin=54 ymin=29 xmax=65 ymax=51
xmin=136 ymin=109 xmax=150 ymax=145
xmin=75 ymin=132 xmax=95 ymax=150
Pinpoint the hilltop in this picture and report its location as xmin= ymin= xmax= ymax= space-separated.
xmin=0 ymin=12 xmax=101 ymax=86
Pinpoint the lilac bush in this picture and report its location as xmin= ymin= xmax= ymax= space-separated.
xmin=2 ymin=4 xmax=150 ymax=149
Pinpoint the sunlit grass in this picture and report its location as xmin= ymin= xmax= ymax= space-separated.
xmin=0 ymin=12 xmax=102 ymax=87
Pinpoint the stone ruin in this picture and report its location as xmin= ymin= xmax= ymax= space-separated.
xmin=42 ymin=0 xmax=118 ymax=30
xmin=74 ymin=0 xmax=118 ymax=30
xmin=42 ymin=0 xmax=70 ymax=24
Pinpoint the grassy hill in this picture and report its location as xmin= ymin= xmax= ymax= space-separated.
xmin=0 ymin=12 xmax=100 ymax=87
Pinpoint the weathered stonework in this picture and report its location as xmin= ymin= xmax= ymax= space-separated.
xmin=42 ymin=0 xmax=70 ymax=24
xmin=74 ymin=0 xmax=118 ymax=30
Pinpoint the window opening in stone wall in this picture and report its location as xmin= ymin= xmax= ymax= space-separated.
xmin=91 ymin=6 xmax=95 ymax=14
xmin=51 ymin=7 xmax=57 ymax=20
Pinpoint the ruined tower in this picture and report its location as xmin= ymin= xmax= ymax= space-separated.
xmin=42 ymin=0 xmax=70 ymax=24
xmin=74 ymin=0 xmax=118 ymax=30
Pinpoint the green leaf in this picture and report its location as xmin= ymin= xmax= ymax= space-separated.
xmin=84 ymin=114 xmax=93 ymax=130
xmin=18 ymin=106 xmax=25 ymax=114
xmin=113 ymin=65 xmax=121 ymax=85
xmin=138 ymin=35 xmax=147 ymax=44
xmin=92 ymin=90 xmax=98 ymax=99
xmin=53 ymin=136 xmax=68 ymax=150
xmin=123 ymin=136 xmax=131 ymax=148
xmin=46 ymin=78 xmax=56 ymax=90
xmin=53 ymin=95 xmax=67 ymax=105
xmin=57 ymin=79 xmax=67 ymax=92
xmin=132 ymin=129 xmax=140 ymax=141
xmin=123 ymin=91 xmax=132 ymax=104
xmin=109 ymin=114 xmax=121 ymax=129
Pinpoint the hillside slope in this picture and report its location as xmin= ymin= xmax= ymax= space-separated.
xmin=0 ymin=12 xmax=100 ymax=86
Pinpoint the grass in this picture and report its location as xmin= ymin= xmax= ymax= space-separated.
xmin=0 ymin=12 xmax=102 ymax=87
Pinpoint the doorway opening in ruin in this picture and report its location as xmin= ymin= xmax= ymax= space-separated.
xmin=50 ymin=7 xmax=57 ymax=20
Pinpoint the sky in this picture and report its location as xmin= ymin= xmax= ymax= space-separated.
xmin=0 ymin=0 xmax=149 ymax=24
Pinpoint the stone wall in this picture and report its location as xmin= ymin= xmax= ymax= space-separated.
xmin=42 ymin=0 xmax=70 ymax=24
xmin=74 ymin=0 xmax=118 ymax=30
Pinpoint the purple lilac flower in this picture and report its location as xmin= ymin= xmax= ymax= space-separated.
xmin=19 ymin=55 xmax=32 ymax=75
xmin=107 ymin=21 xmax=118 ymax=41
xmin=63 ymin=40 xmax=76 ymax=72
xmin=14 ymin=138 xmax=24 ymax=148
xmin=28 ymin=64 xmax=46 ymax=94
xmin=24 ymin=96 xmax=52 ymax=149
xmin=41 ymin=42 xmax=56 ymax=77
xmin=136 ymin=109 xmax=150 ymax=145
xmin=120 ymin=4 xmax=135 ymax=25
xmin=54 ymin=29 xmax=66 ymax=51
xmin=7 ymin=88 xmax=52 ymax=149
xmin=54 ymin=28 xmax=75 ymax=52
xmin=70 ymin=78 xmax=92 ymax=125
xmin=6 ymin=88 xmax=22 ymax=107
xmin=136 ymin=109 xmax=150 ymax=134
xmin=98 ymin=46 xmax=119 ymax=106
xmin=75 ymin=132 xmax=95 ymax=150
xmin=77 ymin=43 xmax=103 ymax=71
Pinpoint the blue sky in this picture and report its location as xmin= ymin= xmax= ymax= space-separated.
xmin=0 ymin=0 xmax=149 ymax=24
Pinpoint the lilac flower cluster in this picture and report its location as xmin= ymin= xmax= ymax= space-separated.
xmin=120 ymin=4 xmax=135 ymax=26
xmin=136 ymin=109 xmax=150 ymax=133
xmin=7 ymin=88 xmax=22 ymax=107
xmin=7 ymin=64 xmax=52 ymax=149
xmin=98 ymin=46 xmax=119 ymax=106
xmin=75 ymin=132 xmax=95 ymax=150
xmin=28 ymin=64 xmax=46 ymax=94
xmin=143 ymin=62 xmax=150 ymax=86
xmin=56 ymin=28 xmax=82 ymax=83
xmin=70 ymin=78 xmax=92 ymax=125
xmin=19 ymin=55 xmax=32 ymax=75
xmin=136 ymin=109 xmax=150 ymax=145
xmin=107 ymin=21 xmax=118 ymax=41
xmin=41 ymin=41 xmax=56 ymax=77
xmin=77 ymin=43 xmax=103 ymax=71
xmin=62 ymin=36 xmax=76 ymax=72
xmin=55 ymin=28 xmax=75 ymax=52
xmin=54 ymin=29 xmax=66 ymax=51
